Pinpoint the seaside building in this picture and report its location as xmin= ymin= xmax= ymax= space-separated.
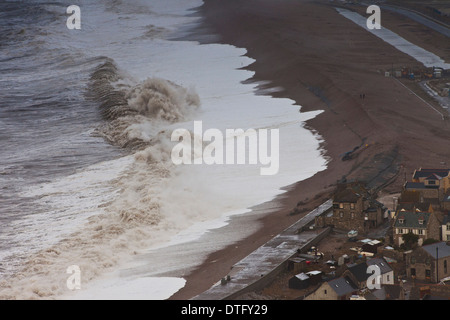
xmin=406 ymin=168 xmax=450 ymax=203
xmin=391 ymin=168 xmax=450 ymax=246
xmin=339 ymin=258 xmax=394 ymax=290
xmin=392 ymin=211 xmax=441 ymax=247
xmin=304 ymin=276 xmax=358 ymax=300
xmin=315 ymin=182 xmax=385 ymax=234
xmin=406 ymin=241 xmax=450 ymax=283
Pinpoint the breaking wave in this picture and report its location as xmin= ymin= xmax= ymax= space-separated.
xmin=0 ymin=59 xmax=206 ymax=299
xmin=89 ymin=59 xmax=200 ymax=150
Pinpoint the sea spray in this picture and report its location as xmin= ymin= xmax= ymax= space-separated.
xmin=89 ymin=60 xmax=200 ymax=150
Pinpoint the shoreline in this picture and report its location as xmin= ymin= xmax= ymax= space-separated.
xmin=169 ymin=0 xmax=450 ymax=300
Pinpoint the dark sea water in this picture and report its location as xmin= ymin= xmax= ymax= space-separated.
xmin=0 ymin=1 xmax=125 ymax=273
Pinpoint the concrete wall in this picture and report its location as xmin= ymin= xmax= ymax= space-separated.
xmin=224 ymin=227 xmax=331 ymax=300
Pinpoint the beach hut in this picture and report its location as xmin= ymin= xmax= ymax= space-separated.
xmin=288 ymin=273 xmax=310 ymax=290
xmin=362 ymin=239 xmax=382 ymax=254
xmin=306 ymin=270 xmax=323 ymax=285
xmin=287 ymin=257 xmax=306 ymax=273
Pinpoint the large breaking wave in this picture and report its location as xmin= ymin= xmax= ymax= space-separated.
xmin=89 ymin=59 xmax=200 ymax=150
xmin=0 ymin=59 xmax=207 ymax=299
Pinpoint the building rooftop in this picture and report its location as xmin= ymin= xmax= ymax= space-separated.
xmin=397 ymin=202 xmax=431 ymax=213
xmin=333 ymin=182 xmax=371 ymax=203
xmin=405 ymin=182 xmax=438 ymax=190
xmin=294 ymin=273 xmax=310 ymax=281
xmin=425 ymin=173 xmax=443 ymax=181
xmin=405 ymin=182 xmax=426 ymax=189
xmin=394 ymin=211 xmax=431 ymax=229
xmin=334 ymin=188 xmax=360 ymax=203
xmin=328 ymin=276 xmax=358 ymax=296
xmin=367 ymin=258 xmax=393 ymax=275
xmin=413 ymin=168 xmax=449 ymax=180
xmin=422 ymin=241 xmax=450 ymax=259
xmin=347 ymin=262 xmax=370 ymax=283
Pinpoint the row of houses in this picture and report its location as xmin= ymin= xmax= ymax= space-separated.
xmin=392 ymin=168 xmax=450 ymax=247
xmin=315 ymin=168 xmax=450 ymax=246
xmin=374 ymin=168 xmax=450 ymax=285
xmin=301 ymin=168 xmax=450 ymax=299
xmin=304 ymin=257 xmax=400 ymax=300
xmin=294 ymin=240 xmax=450 ymax=299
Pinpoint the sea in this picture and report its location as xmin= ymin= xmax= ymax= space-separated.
xmin=0 ymin=0 xmax=328 ymax=299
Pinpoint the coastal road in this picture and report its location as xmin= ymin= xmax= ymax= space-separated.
xmin=380 ymin=5 xmax=450 ymax=38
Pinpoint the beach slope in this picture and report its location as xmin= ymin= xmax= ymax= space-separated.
xmin=169 ymin=0 xmax=450 ymax=299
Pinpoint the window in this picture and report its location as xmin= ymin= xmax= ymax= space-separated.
xmin=350 ymin=203 xmax=355 ymax=209
xmin=411 ymin=257 xmax=416 ymax=264
xmin=426 ymin=270 xmax=431 ymax=278
xmin=428 ymin=180 xmax=436 ymax=185
xmin=418 ymin=229 xmax=424 ymax=235
xmin=351 ymin=212 xmax=355 ymax=219
xmin=324 ymin=290 xmax=327 ymax=295
xmin=340 ymin=211 xmax=344 ymax=218
xmin=387 ymin=275 xmax=390 ymax=282
xmin=411 ymin=268 xmax=416 ymax=276
xmin=447 ymin=235 xmax=450 ymax=241
xmin=447 ymin=224 xmax=450 ymax=231
xmin=339 ymin=203 xmax=344 ymax=209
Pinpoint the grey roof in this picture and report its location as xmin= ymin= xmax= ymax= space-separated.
xmin=289 ymin=257 xmax=306 ymax=263
xmin=394 ymin=211 xmax=430 ymax=229
xmin=367 ymin=258 xmax=393 ymax=275
xmin=334 ymin=188 xmax=359 ymax=203
xmin=294 ymin=273 xmax=310 ymax=281
xmin=422 ymin=242 xmax=450 ymax=259
xmin=328 ymin=276 xmax=358 ymax=296
xmin=413 ymin=169 xmax=449 ymax=180
xmin=347 ymin=262 xmax=369 ymax=282
xmin=425 ymin=174 xmax=443 ymax=180
xmin=405 ymin=182 xmax=427 ymax=189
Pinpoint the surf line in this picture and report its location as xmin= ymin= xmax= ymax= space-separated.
xmin=171 ymin=120 xmax=279 ymax=175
